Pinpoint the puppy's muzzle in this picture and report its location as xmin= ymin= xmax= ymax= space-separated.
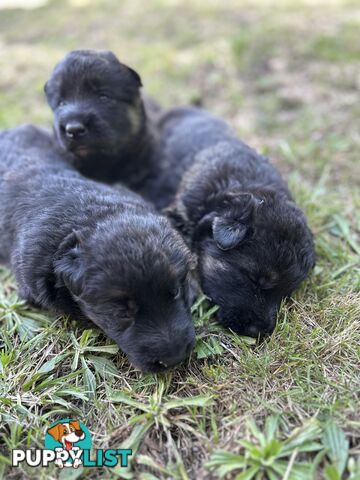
xmin=153 ymin=337 xmax=194 ymax=370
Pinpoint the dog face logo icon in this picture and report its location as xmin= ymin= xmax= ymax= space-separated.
xmin=47 ymin=421 xmax=85 ymax=451
xmin=45 ymin=419 xmax=91 ymax=468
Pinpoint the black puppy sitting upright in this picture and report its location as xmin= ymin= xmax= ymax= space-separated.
xmin=0 ymin=125 xmax=195 ymax=372
xmin=141 ymin=107 xmax=315 ymax=337
xmin=45 ymin=49 xmax=157 ymax=188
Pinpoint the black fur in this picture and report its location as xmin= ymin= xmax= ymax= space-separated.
xmin=0 ymin=125 xmax=196 ymax=372
xmin=45 ymin=49 xmax=157 ymax=188
xmin=141 ymin=107 xmax=315 ymax=337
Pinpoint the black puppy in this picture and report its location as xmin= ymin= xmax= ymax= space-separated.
xmin=141 ymin=107 xmax=315 ymax=337
xmin=0 ymin=125 xmax=195 ymax=372
xmin=45 ymin=49 xmax=157 ymax=188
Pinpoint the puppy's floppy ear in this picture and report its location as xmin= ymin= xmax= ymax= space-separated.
xmin=47 ymin=423 xmax=64 ymax=442
xmin=43 ymin=79 xmax=53 ymax=105
xmin=212 ymin=193 xmax=261 ymax=251
xmin=43 ymin=78 xmax=58 ymax=109
xmin=104 ymin=50 xmax=142 ymax=88
xmin=212 ymin=217 xmax=248 ymax=251
xmin=53 ymin=231 xmax=86 ymax=297
xmin=125 ymin=65 xmax=143 ymax=88
xmin=70 ymin=420 xmax=81 ymax=431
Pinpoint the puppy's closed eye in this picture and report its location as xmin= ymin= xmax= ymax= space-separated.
xmin=111 ymin=297 xmax=138 ymax=320
xmin=171 ymin=286 xmax=182 ymax=299
xmin=99 ymin=93 xmax=115 ymax=103
xmin=255 ymin=273 xmax=279 ymax=290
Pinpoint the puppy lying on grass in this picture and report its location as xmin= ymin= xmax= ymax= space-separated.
xmin=141 ymin=107 xmax=315 ymax=337
xmin=45 ymin=49 xmax=158 ymax=188
xmin=0 ymin=125 xmax=195 ymax=372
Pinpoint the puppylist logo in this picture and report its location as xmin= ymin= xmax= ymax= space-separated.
xmin=12 ymin=419 xmax=132 ymax=469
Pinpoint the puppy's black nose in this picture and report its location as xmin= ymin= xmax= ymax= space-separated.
xmin=65 ymin=121 xmax=87 ymax=139
xmin=155 ymin=339 xmax=194 ymax=369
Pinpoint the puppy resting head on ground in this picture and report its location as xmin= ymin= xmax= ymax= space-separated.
xmin=167 ymin=142 xmax=315 ymax=337
xmin=0 ymin=125 xmax=195 ymax=372
xmin=44 ymin=49 xmax=145 ymax=179
xmin=53 ymin=213 xmax=196 ymax=372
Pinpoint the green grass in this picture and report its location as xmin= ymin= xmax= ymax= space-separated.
xmin=0 ymin=0 xmax=359 ymax=478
